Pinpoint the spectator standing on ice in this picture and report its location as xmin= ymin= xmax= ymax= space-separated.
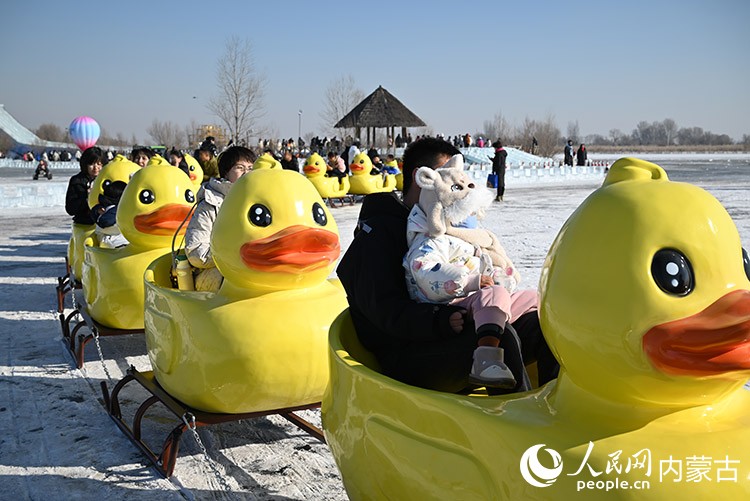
xmin=492 ymin=140 xmax=508 ymax=202
xmin=576 ymin=143 xmax=587 ymax=166
xmin=563 ymin=139 xmax=575 ymax=166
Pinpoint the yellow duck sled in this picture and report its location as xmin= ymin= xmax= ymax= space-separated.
xmin=303 ymin=152 xmax=351 ymax=203
xmin=323 ymin=158 xmax=750 ymax=500
xmin=348 ymin=152 xmax=396 ymax=195
xmin=143 ymin=168 xmax=347 ymax=413
xmin=81 ymin=161 xmax=195 ymax=330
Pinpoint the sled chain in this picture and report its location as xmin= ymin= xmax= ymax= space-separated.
xmin=182 ymin=412 xmax=233 ymax=492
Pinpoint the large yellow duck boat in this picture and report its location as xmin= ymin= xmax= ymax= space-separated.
xmin=143 ymin=168 xmax=347 ymax=414
xmin=81 ymin=162 xmax=195 ymax=329
xmin=67 ymin=155 xmax=140 ymax=281
xmin=323 ymin=157 xmax=750 ymax=499
xmin=348 ymin=152 xmax=396 ymax=195
xmin=303 ymin=152 xmax=351 ymax=200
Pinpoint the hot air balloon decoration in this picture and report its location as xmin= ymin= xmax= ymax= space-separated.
xmin=69 ymin=116 xmax=101 ymax=151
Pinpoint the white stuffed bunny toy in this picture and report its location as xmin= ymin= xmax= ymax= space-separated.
xmin=415 ymin=154 xmax=521 ymax=291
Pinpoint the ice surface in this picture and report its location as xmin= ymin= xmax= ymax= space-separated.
xmin=1 ymin=156 xmax=749 ymax=499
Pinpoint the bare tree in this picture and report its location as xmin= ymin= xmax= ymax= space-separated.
xmin=320 ymin=75 xmax=364 ymax=138
xmin=35 ymin=123 xmax=65 ymax=142
xmin=662 ymin=118 xmax=678 ymax=146
xmin=530 ymin=114 xmax=561 ymax=158
xmin=146 ymin=119 xmax=185 ymax=148
xmin=0 ymin=129 xmax=15 ymax=152
xmin=208 ymin=36 xmax=266 ymax=144
xmin=609 ymin=128 xmax=624 ymax=145
xmin=483 ymin=112 xmax=511 ymax=144
xmin=515 ymin=117 xmax=541 ymax=152
xmin=566 ymin=120 xmax=580 ymax=143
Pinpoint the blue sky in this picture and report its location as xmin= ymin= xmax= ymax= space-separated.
xmin=2 ymin=0 xmax=748 ymax=144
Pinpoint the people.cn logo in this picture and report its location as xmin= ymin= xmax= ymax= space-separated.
xmin=520 ymin=444 xmax=564 ymax=488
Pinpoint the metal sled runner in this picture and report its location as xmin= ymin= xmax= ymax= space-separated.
xmin=101 ymin=366 xmax=325 ymax=478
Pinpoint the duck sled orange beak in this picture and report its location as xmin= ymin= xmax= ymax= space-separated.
xmin=303 ymin=165 xmax=320 ymax=174
xmin=134 ymin=204 xmax=193 ymax=235
xmin=240 ymin=225 xmax=340 ymax=273
xmin=644 ymin=289 xmax=750 ymax=376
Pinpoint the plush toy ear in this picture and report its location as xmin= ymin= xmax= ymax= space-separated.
xmin=415 ymin=166 xmax=439 ymax=190
xmin=438 ymin=154 xmax=464 ymax=170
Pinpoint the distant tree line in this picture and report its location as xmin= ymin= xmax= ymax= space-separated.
xmin=476 ymin=115 xmax=748 ymax=157
xmin=587 ymin=119 xmax=741 ymax=147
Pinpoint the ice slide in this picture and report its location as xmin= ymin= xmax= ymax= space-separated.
xmin=0 ymin=104 xmax=76 ymax=151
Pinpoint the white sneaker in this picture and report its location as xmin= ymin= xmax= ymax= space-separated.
xmin=469 ymin=346 xmax=516 ymax=389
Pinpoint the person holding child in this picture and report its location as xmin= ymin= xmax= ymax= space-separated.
xmin=184 ymin=146 xmax=257 ymax=291
xmin=65 ymin=146 xmax=105 ymax=225
xmin=90 ymin=180 xmax=129 ymax=249
xmin=337 ymin=137 xmax=559 ymax=393
xmin=404 ymin=155 xmax=537 ymax=388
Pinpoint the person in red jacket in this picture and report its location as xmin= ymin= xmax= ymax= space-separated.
xmin=576 ymin=143 xmax=588 ymax=166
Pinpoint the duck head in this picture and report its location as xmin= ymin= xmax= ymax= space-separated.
xmin=540 ymin=157 xmax=750 ymax=407
xmin=349 ymin=152 xmax=373 ymax=176
xmin=146 ymin=154 xmax=168 ymax=167
xmin=211 ymin=168 xmax=340 ymax=295
xmin=117 ymin=162 xmax=196 ymax=250
xmin=252 ymin=152 xmax=282 ymax=170
xmin=302 ymin=153 xmax=327 ymax=178
xmin=183 ymin=153 xmax=204 ymax=186
xmin=87 ymin=154 xmax=140 ymax=208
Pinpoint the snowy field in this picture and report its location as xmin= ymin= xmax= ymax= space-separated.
xmin=1 ymin=155 xmax=749 ymax=499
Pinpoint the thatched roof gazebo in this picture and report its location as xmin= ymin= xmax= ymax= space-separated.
xmin=334 ymin=85 xmax=425 ymax=148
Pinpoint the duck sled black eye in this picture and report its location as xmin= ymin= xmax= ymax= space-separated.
xmin=651 ymin=249 xmax=694 ymax=296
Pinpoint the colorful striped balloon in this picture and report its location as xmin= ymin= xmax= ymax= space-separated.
xmin=69 ymin=116 xmax=101 ymax=151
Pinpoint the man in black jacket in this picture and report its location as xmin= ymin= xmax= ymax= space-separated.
xmin=491 ymin=140 xmax=508 ymax=201
xmin=337 ymin=137 xmax=559 ymax=393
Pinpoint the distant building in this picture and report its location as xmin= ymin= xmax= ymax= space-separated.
xmin=192 ymin=125 xmax=228 ymax=148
